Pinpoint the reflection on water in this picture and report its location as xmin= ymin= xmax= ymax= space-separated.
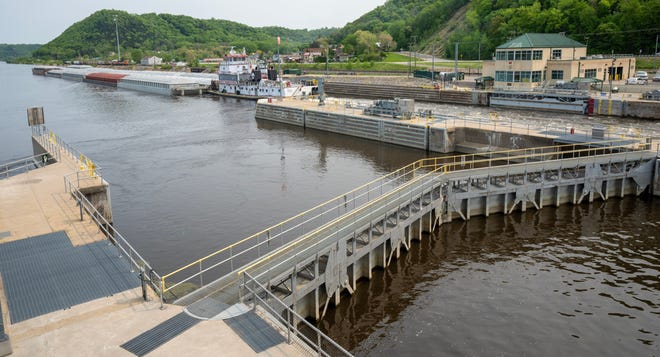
xmin=319 ymin=196 xmax=660 ymax=356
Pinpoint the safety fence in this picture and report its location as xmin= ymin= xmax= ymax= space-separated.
xmin=0 ymin=154 xmax=56 ymax=179
xmin=241 ymin=272 xmax=353 ymax=357
xmin=31 ymin=125 xmax=100 ymax=178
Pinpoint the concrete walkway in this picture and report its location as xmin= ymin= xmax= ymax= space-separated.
xmin=0 ymin=153 xmax=307 ymax=356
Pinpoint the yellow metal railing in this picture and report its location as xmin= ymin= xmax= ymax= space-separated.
xmin=32 ymin=125 xmax=101 ymax=179
xmin=239 ymin=139 xmax=654 ymax=282
xmin=160 ymin=138 xmax=649 ymax=299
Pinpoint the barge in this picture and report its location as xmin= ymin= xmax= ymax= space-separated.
xmin=489 ymin=90 xmax=591 ymax=114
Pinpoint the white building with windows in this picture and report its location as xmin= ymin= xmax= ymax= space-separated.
xmin=140 ymin=56 xmax=163 ymax=66
xmin=482 ymin=33 xmax=636 ymax=89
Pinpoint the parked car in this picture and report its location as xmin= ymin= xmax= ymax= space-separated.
xmin=635 ymin=71 xmax=648 ymax=80
xmin=654 ymin=73 xmax=660 ymax=82
xmin=626 ymin=77 xmax=647 ymax=85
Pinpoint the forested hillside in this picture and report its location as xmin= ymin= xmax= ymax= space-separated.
xmin=335 ymin=0 xmax=659 ymax=59
xmin=28 ymin=1 xmax=660 ymax=63
xmin=0 ymin=44 xmax=41 ymax=61
xmin=32 ymin=10 xmax=335 ymax=62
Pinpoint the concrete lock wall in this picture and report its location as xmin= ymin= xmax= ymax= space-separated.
xmin=624 ymin=101 xmax=660 ymax=119
xmin=450 ymin=127 xmax=554 ymax=154
xmin=255 ymin=103 xmax=305 ymax=127
xmin=592 ymin=98 xmax=624 ymax=116
xmin=256 ymin=102 xmax=559 ymax=154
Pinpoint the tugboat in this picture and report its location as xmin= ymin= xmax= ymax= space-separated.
xmin=215 ymin=47 xmax=317 ymax=98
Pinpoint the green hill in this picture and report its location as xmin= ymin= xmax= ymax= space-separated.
xmin=333 ymin=0 xmax=659 ymax=59
xmin=30 ymin=2 xmax=660 ymax=64
xmin=0 ymin=44 xmax=41 ymax=61
xmin=32 ymin=10 xmax=335 ymax=62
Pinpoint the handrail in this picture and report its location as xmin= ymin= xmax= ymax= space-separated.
xmin=244 ymin=166 xmax=443 ymax=277
xmin=30 ymin=125 xmax=162 ymax=303
xmin=242 ymin=272 xmax=353 ymax=357
xmin=63 ymin=174 xmax=162 ymax=296
xmin=31 ymin=124 xmax=102 ymax=176
xmin=161 ymin=138 xmax=647 ymax=296
xmin=1 ymin=153 xmax=55 ymax=179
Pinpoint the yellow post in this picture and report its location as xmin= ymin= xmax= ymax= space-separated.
xmin=88 ymin=161 xmax=96 ymax=177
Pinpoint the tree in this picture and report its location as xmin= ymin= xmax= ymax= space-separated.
xmin=131 ymin=49 xmax=143 ymax=64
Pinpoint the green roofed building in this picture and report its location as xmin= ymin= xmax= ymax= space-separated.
xmin=482 ymin=33 xmax=636 ymax=89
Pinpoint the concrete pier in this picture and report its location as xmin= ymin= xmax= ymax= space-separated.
xmin=0 ymin=128 xmax=308 ymax=356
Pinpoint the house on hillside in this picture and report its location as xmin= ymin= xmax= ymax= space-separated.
xmin=303 ymin=48 xmax=323 ymax=63
xmin=141 ymin=56 xmax=163 ymax=66
xmin=482 ymin=33 xmax=636 ymax=89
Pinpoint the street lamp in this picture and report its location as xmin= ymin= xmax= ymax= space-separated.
xmin=113 ymin=15 xmax=120 ymax=63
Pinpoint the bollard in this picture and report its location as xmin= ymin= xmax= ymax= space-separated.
xmin=139 ymin=272 xmax=148 ymax=301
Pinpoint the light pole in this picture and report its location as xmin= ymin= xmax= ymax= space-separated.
xmin=113 ymin=15 xmax=120 ymax=63
xmin=609 ymin=57 xmax=615 ymax=98
xmin=412 ymin=35 xmax=418 ymax=73
xmin=431 ymin=41 xmax=435 ymax=82
xmin=655 ymin=34 xmax=658 ymax=70
xmin=454 ymin=42 xmax=459 ymax=81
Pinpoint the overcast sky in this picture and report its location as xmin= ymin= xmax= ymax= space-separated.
xmin=0 ymin=0 xmax=387 ymax=44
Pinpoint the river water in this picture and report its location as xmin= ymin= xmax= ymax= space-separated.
xmin=1 ymin=63 xmax=658 ymax=355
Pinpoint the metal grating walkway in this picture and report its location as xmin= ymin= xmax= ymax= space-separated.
xmin=0 ymin=300 xmax=4 ymax=338
xmin=120 ymin=312 xmax=200 ymax=356
xmin=224 ymin=310 xmax=286 ymax=353
xmin=0 ymin=231 xmax=139 ymax=323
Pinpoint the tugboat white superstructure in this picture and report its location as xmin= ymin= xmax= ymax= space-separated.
xmin=216 ymin=47 xmax=317 ymax=98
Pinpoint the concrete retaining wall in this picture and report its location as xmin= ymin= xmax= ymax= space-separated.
xmin=624 ymin=100 xmax=660 ymax=119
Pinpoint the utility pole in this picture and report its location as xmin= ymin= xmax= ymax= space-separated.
xmin=408 ymin=45 xmax=412 ymax=78
xmin=325 ymin=44 xmax=329 ymax=76
xmin=113 ymin=15 xmax=120 ymax=62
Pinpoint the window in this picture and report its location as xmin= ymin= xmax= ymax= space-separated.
xmin=584 ymin=69 xmax=597 ymax=78
xmin=496 ymin=51 xmax=506 ymax=60
xmin=514 ymin=71 xmax=521 ymax=82
xmin=507 ymin=51 xmax=515 ymax=61
xmin=551 ymin=70 xmax=564 ymax=80
xmin=552 ymin=49 xmax=562 ymax=59
xmin=520 ymin=50 xmax=532 ymax=60
xmin=532 ymin=71 xmax=542 ymax=82
xmin=495 ymin=71 xmax=507 ymax=81
xmin=533 ymin=50 xmax=543 ymax=60
xmin=520 ymin=71 xmax=531 ymax=82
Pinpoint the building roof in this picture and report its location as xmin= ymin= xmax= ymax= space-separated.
xmin=497 ymin=33 xmax=586 ymax=49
